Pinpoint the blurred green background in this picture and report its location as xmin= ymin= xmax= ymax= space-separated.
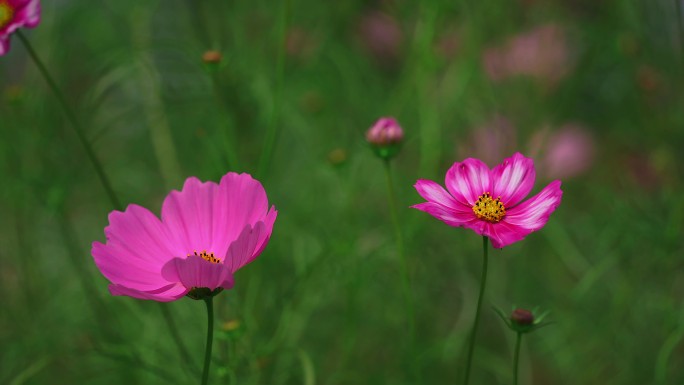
xmin=1 ymin=0 xmax=683 ymax=384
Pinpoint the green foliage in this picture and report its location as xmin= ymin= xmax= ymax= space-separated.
xmin=1 ymin=0 xmax=683 ymax=384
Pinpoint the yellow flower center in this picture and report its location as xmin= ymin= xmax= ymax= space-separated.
xmin=472 ymin=192 xmax=506 ymax=223
xmin=190 ymin=250 xmax=220 ymax=264
xmin=0 ymin=2 xmax=14 ymax=29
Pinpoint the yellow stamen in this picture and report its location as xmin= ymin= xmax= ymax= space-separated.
xmin=0 ymin=2 xmax=14 ymax=29
xmin=189 ymin=250 xmax=220 ymax=264
xmin=472 ymin=192 xmax=506 ymax=223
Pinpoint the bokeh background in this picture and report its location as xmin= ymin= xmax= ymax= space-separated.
xmin=2 ymin=0 xmax=684 ymax=384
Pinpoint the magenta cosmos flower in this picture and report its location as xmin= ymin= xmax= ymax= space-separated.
xmin=412 ymin=153 xmax=562 ymax=248
xmin=0 ymin=0 xmax=40 ymax=56
xmin=92 ymin=173 xmax=277 ymax=302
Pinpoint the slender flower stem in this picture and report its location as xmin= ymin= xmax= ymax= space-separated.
xmin=160 ymin=303 xmax=198 ymax=374
xmin=676 ymin=0 xmax=684 ymax=59
xmin=16 ymin=30 xmax=122 ymax=211
xmin=17 ymin=30 xmax=197 ymax=375
xmin=201 ymin=296 xmax=215 ymax=385
xmin=513 ymin=332 xmax=522 ymax=385
xmin=383 ymin=160 xmax=416 ymax=375
xmin=463 ymin=236 xmax=489 ymax=385
xmin=257 ymin=0 xmax=290 ymax=179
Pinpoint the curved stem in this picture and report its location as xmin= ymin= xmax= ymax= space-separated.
xmin=160 ymin=303 xmax=198 ymax=374
xmin=513 ymin=332 xmax=522 ymax=385
xmin=201 ymin=296 xmax=215 ymax=385
xmin=257 ymin=0 xmax=289 ymax=179
xmin=17 ymin=30 xmax=198 ymax=376
xmin=463 ymin=236 xmax=489 ymax=385
xmin=383 ymin=160 xmax=414 ymax=331
xmin=16 ymin=30 xmax=122 ymax=211
xmin=383 ymin=160 xmax=416 ymax=378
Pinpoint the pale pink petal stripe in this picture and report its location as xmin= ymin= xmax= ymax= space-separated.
xmin=490 ymin=152 xmax=536 ymax=207
xmin=505 ymin=180 xmax=562 ymax=231
xmin=445 ymin=158 xmax=491 ymax=206
xmin=414 ymin=180 xmax=465 ymax=210
xmin=411 ymin=202 xmax=475 ymax=227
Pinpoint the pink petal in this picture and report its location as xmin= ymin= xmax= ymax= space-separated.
xmin=109 ymin=283 xmax=189 ymax=302
xmin=223 ymin=222 xmax=269 ymax=274
xmin=161 ymin=177 xmax=221 ymax=256
xmin=92 ymin=204 xmax=178 ymax=291
xmin=252 ymin=207 xmax=277 ymax=258
xmin=490 ymin=152 xmax=536 ymax=207
xmin=411 ymin=202 xmax=476 ymax=227
xmin=504 ymin=180 xmax=562 ymax=232
xmin=482 ymin=221 xmax=528 ymax=249
xmin=445 ymin=158 xmax=491 ymax=206
xmin=15 ymin=0 xmax=40 ymax=28
xmin=213 ymin=173 xmax=273 ymax=254
xmin=0 ymin=37 xmax=9 ymax=56
xmin=0 ymin=0 xmax=40 ymax=36
xmin=414 ymin=179 xmax=464 ymax=210
xmin=161 ymin=255 xmax=234 ymax=291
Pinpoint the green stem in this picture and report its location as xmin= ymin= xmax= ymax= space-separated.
xmin=209 ymin=71 xmax=240 ymax=170
xmin=513 ymin=332 xmax=522 ymax=385
xmin=463 ymin=236 xmax=489 ymax=385
xmin=160 ymin=303 xmax=198 ymax=374
xmin=383 ymin=160 xmax=416 ymax=376
xmin=257 ymin=0 xmax=289 ymax=179
xmin=18 ymin=30 xmax=197 ymax=376
xmin=201 ymin=296 xmax=215 ymax=385
xmin=676 ymin=0 xmax=684 ymax=59
xmin=16 ymin=30 xmax=122 ymax=211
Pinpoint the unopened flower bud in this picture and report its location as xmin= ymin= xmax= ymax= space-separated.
xmin=510 ymin=308 xmax=534 ymax=326
xmin=202 ymin=50 xmax=222 ymax=64
xmin=366 ymin=117 xmax=404 ymax=160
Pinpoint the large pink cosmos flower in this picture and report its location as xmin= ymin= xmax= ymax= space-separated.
xmin=412 ymin=153 xmax=562 ymax=248
xmin=0 ymin=0 xmax=40 ymax=56
xmin=92 ymin=173 xmax=277 ymax=302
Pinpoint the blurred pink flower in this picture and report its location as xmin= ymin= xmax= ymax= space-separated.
xmin=462 ymin=117 xmax=594 ymax=179
xmin=366 ymin=116 xmax=404 ymax=146
xmin=0 ymin=0 xmax=40 ymax=55
xmin=458 ymin=116 xmax=517 ymax=166
xmin=357 ymin=11 xmax=403 ymax=64
xmin=543 ymin=125 xmax=595 ymax=179
xmin=92 ymin=173 xmax=277 ymax=302
xmin=482 ymin=24 xmax=573 ymax=85
xmin=413 ymin=153 xmax=562 ymax=248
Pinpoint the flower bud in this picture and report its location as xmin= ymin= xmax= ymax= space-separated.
xmin=366 ymin=117 xmax=404 ymax=160
xmin=510 ymin=308 xmax=534 ymax=326
xmin=202 ymin=50 xmax=222 ymax=64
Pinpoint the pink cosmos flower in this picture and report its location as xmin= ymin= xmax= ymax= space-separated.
xmin=92 ymin=173 xmax=277 ymax=302
xmin=0 ymin=0 xmax=40 ymax=56
xmin=412 ymin=153 xmax=562 ymax=248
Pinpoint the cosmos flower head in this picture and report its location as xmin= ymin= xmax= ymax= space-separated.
xmin=366 ymin=117 xmax=404 ymax=160
xmin=0 ymin=0 xmax=40 ymax=56
xmin=92 ymin=173 xmax=277 ymax=302
xmin=412 ymin=153 xmax=562 ymax=248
